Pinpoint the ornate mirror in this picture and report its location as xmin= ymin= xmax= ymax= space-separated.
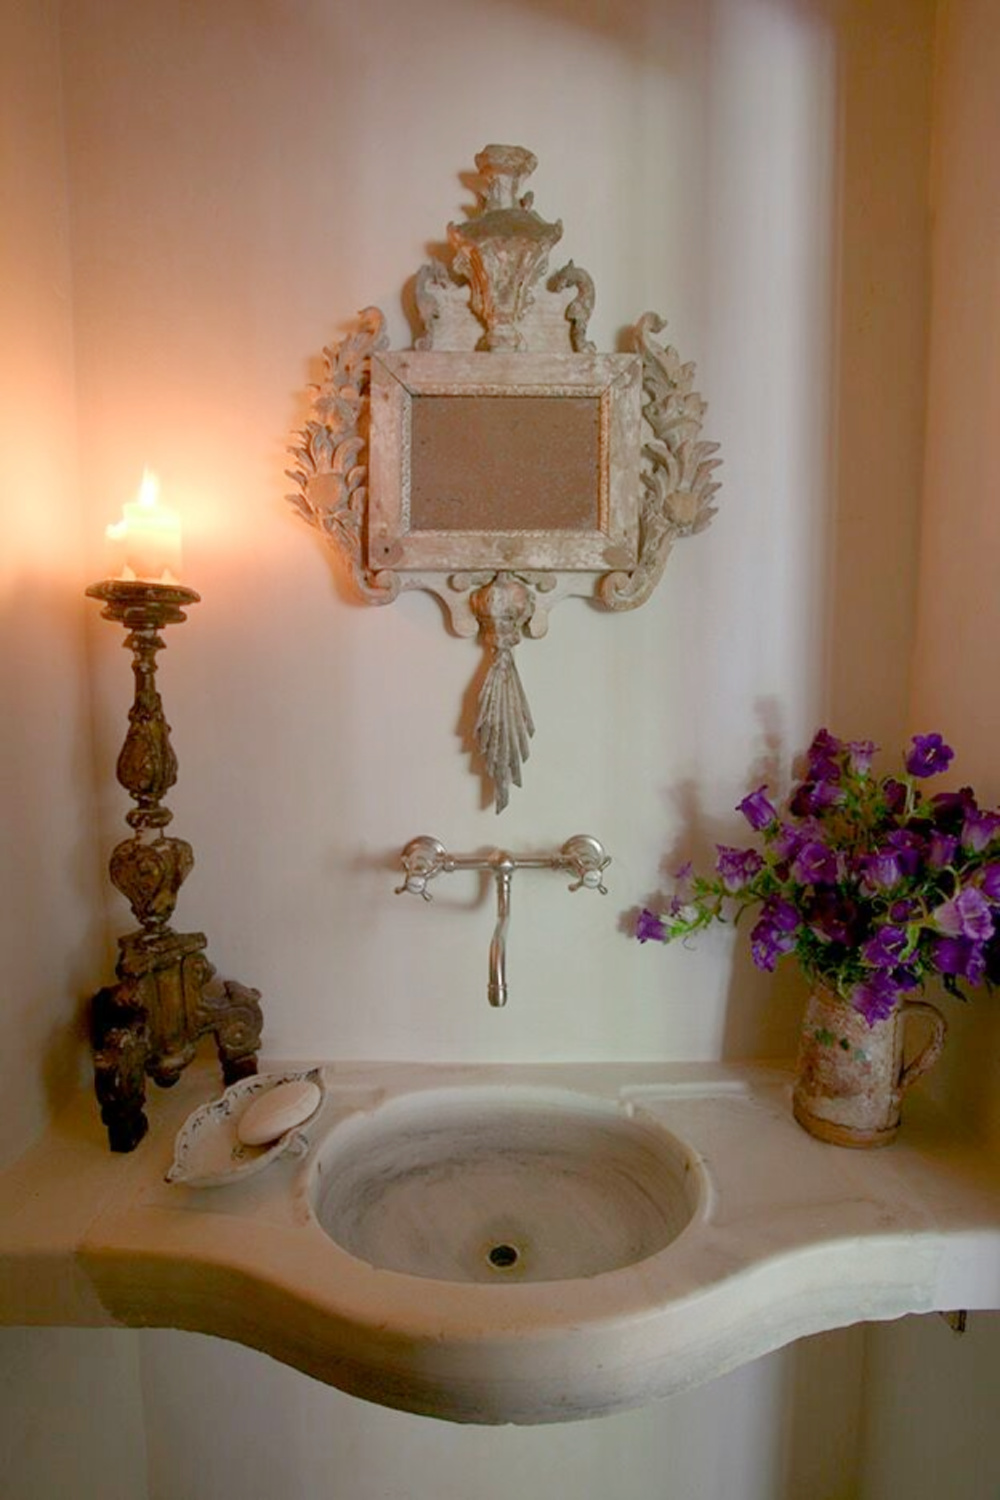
xmin=287 ymin=145 xmax=722 ymax=811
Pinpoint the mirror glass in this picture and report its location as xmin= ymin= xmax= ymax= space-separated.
xmin=408 ymin=394 xmax=602 ymax=532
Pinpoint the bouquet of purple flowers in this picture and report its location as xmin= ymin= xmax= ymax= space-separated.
xmin=636 ymin=730 xmax=1000 ymax=1025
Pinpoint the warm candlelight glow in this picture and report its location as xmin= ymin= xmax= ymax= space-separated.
xmin=106 ymin=469 xmax=183 ymax=583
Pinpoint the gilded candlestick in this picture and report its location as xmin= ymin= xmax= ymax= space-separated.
xmin=86 ymin=578 xmax=263 ymax=1152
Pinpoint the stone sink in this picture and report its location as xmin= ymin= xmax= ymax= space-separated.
xmin=2 ymin=1059 xmax=999 ymax=1426
xmin=312 ymin=1085 xmax=702 ymax=1283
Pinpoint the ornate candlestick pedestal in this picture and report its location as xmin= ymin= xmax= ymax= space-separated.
xmin=86 ymin=579 xmax=263 ymax=1152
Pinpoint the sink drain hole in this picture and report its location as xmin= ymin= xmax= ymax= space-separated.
xmin=487 ymin=1243 xmax=520 ymax=1270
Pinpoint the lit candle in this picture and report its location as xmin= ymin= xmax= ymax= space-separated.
xmin=106 ymin=469 xmax=183 ymax=584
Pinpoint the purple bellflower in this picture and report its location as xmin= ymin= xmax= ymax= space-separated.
xmin=715 ymin=845 xmax=763 ymax=892
xmin=905 ymin=733 xmax=954 ymax=779
xmin=862 ymin=926 xmax=910 ymax=969
xmin=737 ymin=785 xmax=777 ymax=832
xmin=846 ymin=739 xmax=877 ymax=775
xmin=928 ymin=831 xmax=958 ymax=869
xmin=885 ymin=829 xmax=925 ymax=876
xmin=852 ymin=973 xmax=902 ymax=1026
xmin=796 ymin=779 xmax=846 ymax=815
xmin=932 ymin=887 xmax=995 ymax=942
xmin=857 ymin=850 xmax=903 ymax=894
xmin=933 ymin=936 xmax=987 ymax=984
xmin=635 ymin=908 xmax=666 ymax=944
xmin=805 ymin=729 xmax=843 ymax=782
xmin=961 ymin=809 xmax=1000 ymax=853
xmin=792 ymin=839 xmax=840 ymax=886
xmin=636 ymin=726 xmax=1000 ymax=1027
xmin=750 ymin=921 xmax=795 ymax=972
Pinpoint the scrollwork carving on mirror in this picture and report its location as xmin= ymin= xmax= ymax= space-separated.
xmin=286 ymin=145 xmax=722 ymax=812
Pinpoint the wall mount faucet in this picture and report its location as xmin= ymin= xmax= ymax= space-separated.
xmin=396 ymin=835 xmax=610 ymax=1007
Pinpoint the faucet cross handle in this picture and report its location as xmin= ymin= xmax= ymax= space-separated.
xmin=561 ymin=835 xmax=611 ymax=894
xmin=395 ymin=836 xmax=448 ymax=901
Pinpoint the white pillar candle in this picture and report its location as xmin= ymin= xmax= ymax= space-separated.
xmin=106 ymin=469 xmax=183 ymax=583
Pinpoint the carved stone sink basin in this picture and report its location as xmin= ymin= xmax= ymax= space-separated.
xmin=6 ymin=1061 xmax=998 ymax=1427
xmin=311 ymin=1086 xmax=701 ymax=1283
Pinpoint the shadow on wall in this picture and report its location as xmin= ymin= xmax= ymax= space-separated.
xmin=640 ymin=0 xmax=935 ymax=1060
xmin=474 ymin=0 xmax=847 ymax=73
xmin=129 ymin=1321 xmax=866 ymax=1500
xmin=636 ymin=696 xmax=813 ymax=1060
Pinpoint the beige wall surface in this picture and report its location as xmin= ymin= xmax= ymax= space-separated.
xmin=0 ymin=7 xmax=149 ymax=1500
xmin=858 ymin=3 xmax=1000 ymax=1491
xmin=858 ymin=1313 xmax=1000 ymax=1500
xmin=0 ymin=1 xmax=105 ymax=1168
xmin=908 ymin=0 xmax=1000 ymax=1144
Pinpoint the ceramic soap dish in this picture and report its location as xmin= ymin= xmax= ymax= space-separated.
xmin=165 ymin=1069 xmax=324 ymax=1188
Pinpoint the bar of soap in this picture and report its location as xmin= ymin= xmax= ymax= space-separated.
xmin=237 ymin=1079 xmax=321 ymax=1146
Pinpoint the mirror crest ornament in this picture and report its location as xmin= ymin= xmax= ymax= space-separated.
xmin=287 ymin=145 xmax=722 ymax=811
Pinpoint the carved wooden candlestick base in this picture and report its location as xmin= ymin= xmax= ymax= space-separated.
xmin=86 ymin=579 xmax=263 ymax=1152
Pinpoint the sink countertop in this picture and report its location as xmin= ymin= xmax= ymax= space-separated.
xmin=2 ymin=1056 xmax=999 ymax=1424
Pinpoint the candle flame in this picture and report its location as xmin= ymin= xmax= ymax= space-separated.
xmin=107 ymin=469 xmax=161 ymax=542
xmin=137 ymin=467 xmax=160 ymax=509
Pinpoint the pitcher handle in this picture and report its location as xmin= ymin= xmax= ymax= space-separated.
xmin=897 ymin=1000 xmax=947 ymax=1098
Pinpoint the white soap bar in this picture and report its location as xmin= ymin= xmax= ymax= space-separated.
xmin=237 ymin=1079 xmax=322 ymax=1146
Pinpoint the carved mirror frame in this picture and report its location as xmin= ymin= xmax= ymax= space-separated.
xmin=287 ymin=145 xmax=722 ymax=811
xmin=368 ymin=350 xmax=641 ymax=575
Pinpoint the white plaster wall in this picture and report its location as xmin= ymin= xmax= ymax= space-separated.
xmin=0 ymin=1328 xmax=149 ymax=1500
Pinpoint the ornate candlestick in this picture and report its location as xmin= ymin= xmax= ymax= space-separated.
xmin=86 ymin=579 xmax=263 ymax=1152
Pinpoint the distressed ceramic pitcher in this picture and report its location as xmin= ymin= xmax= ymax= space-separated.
xmin=793 ymin=987 xmax=947 ymax=1148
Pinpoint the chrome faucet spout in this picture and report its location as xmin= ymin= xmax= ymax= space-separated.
xmin=396 ymin=835 xmax=610 ymax=1007
xmin=488 ymin=857 xmax=515 ymax=1007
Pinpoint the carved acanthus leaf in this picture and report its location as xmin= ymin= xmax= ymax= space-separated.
xmin=599 ymin=312 xmax=722 ymax=611
xmin=285 ymin=307 xmax=399 ymax=604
